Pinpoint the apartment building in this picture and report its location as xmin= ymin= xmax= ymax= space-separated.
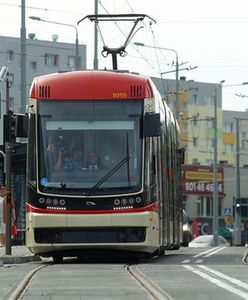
xmin=0 ymin=35 xmax=86 ymax=144
xmin=222 ymin=110 xmax=248 ymax=167
xmin=152 ymin=76 xmax=248 ymax=242
xmin=152 ymin=76 xmax=224 ymax=165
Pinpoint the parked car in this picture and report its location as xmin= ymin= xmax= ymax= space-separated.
xmin=181 ymin=209 xmax=192 ymax=246
xmin=188 ymin=235 xmax=230 ymax=248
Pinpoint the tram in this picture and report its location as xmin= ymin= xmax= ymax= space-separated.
xmin=25 ymin=70 xmax=184 ymax=262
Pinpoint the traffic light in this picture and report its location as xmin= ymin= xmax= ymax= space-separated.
xmin=4 ymin=113 xmax=16 ymax=143
xmin=236 ymin=201 xmax=241 ymax=214
xmin=3 ymin=113 xmax=28 ymax=145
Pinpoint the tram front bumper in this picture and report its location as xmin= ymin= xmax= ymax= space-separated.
xmin=26 ymin=211 xmax=159 ymax=254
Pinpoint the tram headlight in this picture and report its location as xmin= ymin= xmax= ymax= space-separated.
xmin=38 ymin=197 xmax=45 ymax=204
xmin=135 ymin=196 xmax=142 ymax=203
xmin=59 ymin=199 xmax=66 ymax=206
xmin=129 ymin=197 xmax=135 ymax=205
xmin=122 ymin=198 xmax=128 ymax=205
xmin=114 ymin=199 xmax=120 ymax=205
xmin=45 ymin=198 xmax=52 ymax=205
xmin=53 ymin=198 xmax=59 ymax=206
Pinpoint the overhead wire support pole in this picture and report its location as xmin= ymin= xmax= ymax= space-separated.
xmin=212 ymin=85 xmax=219 ymax=247
xmin=234 ymin=117 xmax=241 ymax=245
xmin=20 ymin=0 xmax=26 ymax=114
xmin=94 ymin=0 xmax=98 ymax=70
xmin=5 ymin=77 xmax=12 ymax=255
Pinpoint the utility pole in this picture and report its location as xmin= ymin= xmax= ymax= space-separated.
xmin=20 ymin=0 xmax=26 ymax=113
xmin=5 ymin=135 xmax=12 ymax=255
xmin=234 ymin=117 xmax=242 ymax=245
xmin=93 ymin=0 xmax=99 ymax=70
xmin=4 ymin=77 xmax=13 ymax=255
xmin=212 ymin=86 xmax=219 ymax=246
xmin=175 ymin=55 xmax=179 ymax=121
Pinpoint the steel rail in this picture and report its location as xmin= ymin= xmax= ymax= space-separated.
xmin=126 ymin=264 xmax=173 ymax=300
xmin=6 ymin=264 xmax=51 ymax=300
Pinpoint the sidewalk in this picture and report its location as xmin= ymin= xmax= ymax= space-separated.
xmin=0 ymin=245 xmax=41 ymax=265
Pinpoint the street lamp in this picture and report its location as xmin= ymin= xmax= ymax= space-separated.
xmin=29 ymin=16 xmax=80 ymax=70
xmin=233 ymin=115 xmax=248 ymax=245
xmin=220 ymin=81 xmax=248 ymax=246
xmin=211 ymin=80 xmax=225 ymax=247
xmin=134 ymin=42 xmax=180 ymax=120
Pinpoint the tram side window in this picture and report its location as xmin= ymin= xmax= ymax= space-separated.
xmin=144 ymin=138 xmax=156 ymax=203
xmin=27 ymin=114 xmax=36 ymax=186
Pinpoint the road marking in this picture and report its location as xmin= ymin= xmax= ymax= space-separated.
xmin=195 ymin=259 xmax=203 ymax=264
xmin=182 ymin=260 xmax=191 ymax=264
xmin=199 ymin=265 xmax=248 ymax=290
xmin=183 ymin=265 xmax=248 ymax=300
xmin=193 ymin=247 xmax=219 ymax=258
xmin=203 ymin=246 xmax=226 ymax=257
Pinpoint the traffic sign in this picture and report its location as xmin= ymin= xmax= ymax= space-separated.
xmin=224 ymin=216 xmax=232 ymax=224
xmin=224 ymin=208 xmax=232 ymax=216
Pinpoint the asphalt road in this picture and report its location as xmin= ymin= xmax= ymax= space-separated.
xmin=0 ymin=246 xmax=247 ymax=300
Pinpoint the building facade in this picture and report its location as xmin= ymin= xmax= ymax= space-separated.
xmin=152 ymin=76 xmax=248 ymax=243
xmin=0 ymin=35 xmax=86 ymax=144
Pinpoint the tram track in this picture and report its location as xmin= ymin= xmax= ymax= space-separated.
xmin=126 ymin=264 xmax=173 ymax=300
xmin=7 ymin=260 xmax=174 ymax=300
xmin=5 ymin=264 xmax=51 ymax=300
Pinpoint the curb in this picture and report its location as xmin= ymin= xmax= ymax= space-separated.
xmin=0 ymin=255 xmax=41 ymax=265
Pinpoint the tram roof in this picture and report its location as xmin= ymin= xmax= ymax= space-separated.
xmin=29 ymin=70 xmax=154 ymax=100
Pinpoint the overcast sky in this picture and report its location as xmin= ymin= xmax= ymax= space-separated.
xmin=1 ymin=0 xmax=248 ymax=111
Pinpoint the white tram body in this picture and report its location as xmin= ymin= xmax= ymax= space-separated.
xmin=26 ymin=70 xmax=182 ymax=261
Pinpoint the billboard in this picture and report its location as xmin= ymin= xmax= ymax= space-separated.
xmin=181 ymin=165 xmax=224 ymax=196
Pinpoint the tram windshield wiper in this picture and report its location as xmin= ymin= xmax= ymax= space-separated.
xmin=60 ymin=182 xmax=67 ymax=189
xmin=87 ymin=155 xmax=130 ymax=196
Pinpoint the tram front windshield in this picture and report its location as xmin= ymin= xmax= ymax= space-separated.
xmin=38 ymin=100 xmax=142 ymax=195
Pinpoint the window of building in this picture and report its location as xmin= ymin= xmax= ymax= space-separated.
xmin=206 ymin=119 xmax=214 ymax=128
xmin=9 ymin=97 xmax=14 ymax=109
xmin=204 ymin=96 xmax=215 ymax=106
xmin=223 ymin=122 xmax=233 ymax=133
xmin=67 ymin=56 xmax=76 ymax=69
xmin=7 ymin=50 xmax=14 ymax=62
xmin=193 ymin=137 xmax=198 ymax=147
xmin=193 ymin=94 xmax=197 ymax=105
xmin=223 ymin=143 xmax=234 ymax=154
xmin=182 ymin=122 xmax=188 ymax=131
xmin=240 ymin=198 xmax=248 ymax=218
xmin=197 ymin=196 xmax=222 ymax=217
xmin=8 ymin=73 xmax=14 ymax=86
xmin=30 ymin=61 xmax=37 ymax=71
xmin=181 ymin=102 xmax=187 ymax=111
xmin=44 ymin=54 xmax=59 ymax=66
xmin=206 ymin=159 xmax=213 ymax=165
xmin=192 ymin=158 xmax=199 ymax=165
xmin=206 ymin=138 xmax=214 ymax=149
xmin=241 ymin=139 xmax=248 ymax=150
xmin=192 ymin=115 xmax=198 ymax=126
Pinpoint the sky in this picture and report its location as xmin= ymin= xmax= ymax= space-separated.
xmin=1 ymin=0 xmax=248 ymax=112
